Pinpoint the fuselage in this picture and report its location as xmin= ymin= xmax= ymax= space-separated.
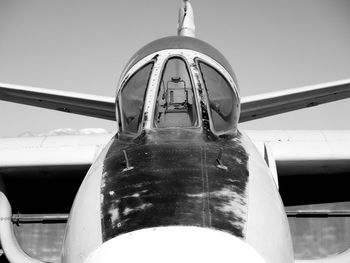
xmin=61 ymin=36 xmax=294 ymax=263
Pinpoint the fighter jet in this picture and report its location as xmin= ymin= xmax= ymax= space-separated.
xmin=0 ymin=1 xmax=350 ymax=262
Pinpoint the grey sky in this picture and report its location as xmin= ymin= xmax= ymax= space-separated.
xmin=0 ymin=0 xmax=350 ymax=136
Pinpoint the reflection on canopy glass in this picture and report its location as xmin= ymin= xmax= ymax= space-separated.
xmin=199 ymin=62 xmax=236 ymax=133
xmin=154 ymin=58 xmax=198 ymax=128
xmin=118 ymin=63 xmax=153 ymax=134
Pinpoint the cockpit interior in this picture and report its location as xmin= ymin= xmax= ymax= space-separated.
xmin=153 ymin=57 xmax=198 ymax=128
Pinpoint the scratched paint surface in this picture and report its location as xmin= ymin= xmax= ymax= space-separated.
xmin=101 ymin=130 xmax=249 ymax=242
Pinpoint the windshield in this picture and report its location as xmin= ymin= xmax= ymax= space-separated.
xmin=153 ymin=57 xmax=198 ymax=128
xmin=118 ymin=63 xmax=154 ymax=134
xmin=198 ymin=61 xmax=237 ymax=133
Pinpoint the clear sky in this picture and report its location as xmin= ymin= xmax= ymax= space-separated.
xmin=0 ymin=0 xmax=350 ymax=137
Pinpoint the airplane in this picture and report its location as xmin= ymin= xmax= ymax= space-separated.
xmin=0 ymin=0 xmax=350 ymax=262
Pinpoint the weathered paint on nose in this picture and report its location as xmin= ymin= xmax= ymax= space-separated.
xmin=83 ymin=226 xmax=266 ymax=263
xmin=101 ymin=130 xmax=249 ymax=242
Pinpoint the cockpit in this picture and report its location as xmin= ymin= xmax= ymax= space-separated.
xmin=116 ymin=41 xmax=240 ymax=137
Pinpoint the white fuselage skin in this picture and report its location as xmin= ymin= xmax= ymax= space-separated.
xmin=61 ymin=130 xmax=294 ymax=263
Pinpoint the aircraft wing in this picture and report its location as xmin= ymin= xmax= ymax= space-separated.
xmin=247 ymin=130 xmax=350 ymax=206
xmin=240 ymin=79 xmax=350 ymax=122
xmin=0 ymin=133 xmax=111 ymax=214
xmin=0 ymin=83 xmax=116 ymax=120
xmin=2 ymin=79 xmax=350 ymax=123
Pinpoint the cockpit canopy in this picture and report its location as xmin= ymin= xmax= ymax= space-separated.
xmin=198 ymin=61 xmax=238 ymax=132
xmin=116 ymin=37 xmax=240 ymax=137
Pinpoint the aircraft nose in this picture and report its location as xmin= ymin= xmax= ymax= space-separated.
xmin=84 ymin=226 xmax=265 ymax=263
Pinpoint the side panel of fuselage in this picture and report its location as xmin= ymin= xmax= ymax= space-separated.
xmin=61 ymin=140 xmax=114 ymax=263
xmin=242 ymin=131 xmax=294 ymax=263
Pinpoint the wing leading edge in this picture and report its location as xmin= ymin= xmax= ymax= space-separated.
xmin=0 ymin=83 xmax=116 ymax=120
xmin=240 ymin=79 xmax=350 ymax=122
